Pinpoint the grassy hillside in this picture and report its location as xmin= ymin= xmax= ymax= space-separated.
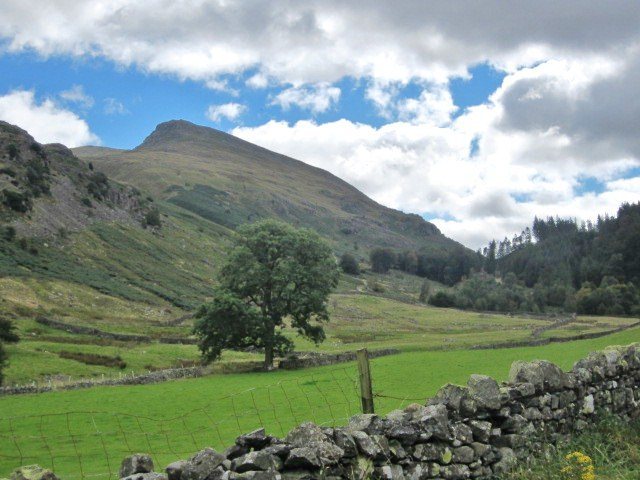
xmin=1 ymin=119 xmax=474 ymax=336
xmin=74 ymin=120 xmax=464 ymax=256
xmin=3 ymin=263 xmax=637 ymax=386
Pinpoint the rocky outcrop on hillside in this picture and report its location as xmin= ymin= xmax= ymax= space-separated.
xmin=0 ymin=121 xmax=154 ymax=238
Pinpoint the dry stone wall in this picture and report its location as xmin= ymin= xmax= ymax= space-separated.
xmin=279 ymin=349 xmax=399 ymax=370
xmin=10 ymin=343 xmax=640 ymax=480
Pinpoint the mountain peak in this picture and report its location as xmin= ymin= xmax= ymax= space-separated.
xmin=137 ymin=119 xmax=234 ymax=151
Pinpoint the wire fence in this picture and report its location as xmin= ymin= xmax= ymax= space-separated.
xmin=0 ymin=365 xmax=364 ymax=480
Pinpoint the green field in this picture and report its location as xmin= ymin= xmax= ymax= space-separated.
xmin=1 ymin=326 xmax=639 ymax=479
xmin=3 ymin=271 xmax=637 ymax=386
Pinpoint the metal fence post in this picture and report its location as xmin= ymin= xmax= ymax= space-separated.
xmin=356 ymin=348 xmax=374 ymax=414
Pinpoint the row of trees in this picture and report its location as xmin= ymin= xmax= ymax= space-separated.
xmin=430 ymin=271 xmax=640 ymax=317
xmin=368 ymin=246 xmax=477 ymax=285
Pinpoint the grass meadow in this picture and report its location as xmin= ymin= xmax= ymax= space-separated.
xmin=1 ymin=326 xmax=638 ymax=479
xmin=3 ymin=271 xmax=637 ymax=386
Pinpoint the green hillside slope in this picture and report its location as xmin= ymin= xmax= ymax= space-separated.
xmin=75 ymin=120 xmax=463 ymax=255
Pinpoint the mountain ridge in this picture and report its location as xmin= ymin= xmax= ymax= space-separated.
xmin=74 ymin=119 xmax=455 ymax=253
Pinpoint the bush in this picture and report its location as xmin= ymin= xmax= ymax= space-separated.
xmin=370 ymin=280 xmax=385 ymax=293
xmin=3 ymin=226 xmax=16 ymax=241
xmin=0 ymin=167 xmax=16 ymax=177
xmin=418 ymin=281 xmax=430 ymax=303
xmin=428 ymin=291 xmax=456 ymax=308
xmin=143 ymin=208 xmax=162 ymax=228
xmin=370 ymin=247 xmax=396 ymax=273
xmin=6 ymin=144 xmax=18 ymax=160
xmin=81 ymin=197 xmax=93 ymax=208
xmin=2 ymin=189 xmax=32 ymax=212
xmin=339 ymin=253 xmax=360 ymax=275
xmin=87 ymin=172 xmax=110 ymax=199
xmin=25 ymin=157 xmax=51 ymax=196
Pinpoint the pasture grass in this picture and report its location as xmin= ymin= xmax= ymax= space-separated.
xmin=0 ymin=326 xmax=638 ymax=479
xmin=2 ymin=274 xmax=637 ymax=386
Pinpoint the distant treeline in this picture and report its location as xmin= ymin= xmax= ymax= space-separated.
xmin=369 ymin=246 xmax=478 ymax=286
xmin=361 ymin=202 xmax=640 ymax=317
xmin=452 ymin=202 xmax=640 ymax=315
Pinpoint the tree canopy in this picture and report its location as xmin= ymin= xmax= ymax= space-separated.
xmin=194 ymin=220 xmax=339 ymax=370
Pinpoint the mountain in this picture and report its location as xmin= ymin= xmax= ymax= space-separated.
xmin=0 ymin=119 xmax=471 ymax=312
xmin=74 ymin=120 xmax=458 ymax=254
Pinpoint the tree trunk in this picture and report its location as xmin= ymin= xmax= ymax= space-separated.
xmin=263 ymin=320 xmax=275 ymax=371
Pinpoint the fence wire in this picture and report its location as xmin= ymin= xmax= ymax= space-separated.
xmin=0 ymin=366 xmax=361 ymax=480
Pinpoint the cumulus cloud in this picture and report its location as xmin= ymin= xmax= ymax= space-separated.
xmin=59 ymin=84 xmax=94 ymax=109
xmin=0 ymin=90 xmax=99 ymax=147
xmin=271 ymin=83 xmax=340 ymax=113
xmin=1 ymin=1 xmax=639 ymax=87
xmin=2 ymin=1 xmax=640 ymax=247
xmin=233 ymin=59 xmax=640 ymax=249
xmin=205 ymin=103 xmax=246 ymax=122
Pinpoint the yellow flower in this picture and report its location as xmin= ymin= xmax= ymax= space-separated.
xmin=562 ymin=451 xmax=595 ymax=480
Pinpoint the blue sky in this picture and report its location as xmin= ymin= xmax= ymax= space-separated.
xmin=0 ymin=52 xmax=505 ymax=149
xmin=1 ymin=1 xmax=639 ymax=248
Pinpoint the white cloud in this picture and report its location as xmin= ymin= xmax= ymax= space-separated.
xmin=59 ymin=84 xmax=94 ymax=108
xmin=205 ymin=102 xmax=246 ymax=122
xmin=1 ymin=1 xmax=638 ymax=88
xmin=396 ymin=85 xmax=457 ymax=126
xmin=246 ymin=72 xmax=270 ymax=89
xmin=103 ymin=97 xmax=129 ymax=115
xmin=0 ymin=90 xmax=100 ymax=147
xmin=271 ymin=83 xmax=340 ymax=113
xmin=233 ymin=56 xmax=640 ymax=250
xmin=2 ymin=2 xmax=640 ymax=247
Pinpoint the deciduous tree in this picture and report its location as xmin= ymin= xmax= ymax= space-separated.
xmin=194 ymin=220 xmax=339 ymax=370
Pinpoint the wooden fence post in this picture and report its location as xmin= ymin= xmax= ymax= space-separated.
xmin=356 ymin=348 xmax=375 ymax=414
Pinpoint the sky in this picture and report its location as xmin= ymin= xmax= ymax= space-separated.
xmin=0 ymin=1 xmax=639 ymax=249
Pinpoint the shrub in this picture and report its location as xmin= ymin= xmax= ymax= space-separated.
xmin=0 ymin=167 xmax=16 ymax=177
xmin=29 ymin=142 xmax=43 ymax=155
xmin=87 ymin=172 xmax=110 ymax=199
xmin=418 ymin=281 xmax=430 ymax=303
xmin=339 ymin=253 xmax=360 ymax=275
xmin=6 ymin=144 xmax=18 ymax=160
xmin=370 ymin=280 xmax=385 ymax=293
xmin=2 ymin=189 xmax=32 ymax=212
xmin=143 ymin=208 xmax=162 ymax=228
xmin=428 ymin=291 xmax=456 ymax=308
xmin=25 ymin=158 xmax=51 ymax=196
xmin=370 ymin=247 xmax=396 ymax=273
xmin=81 ymin=197 xmax=93 ymax=208
xmin=3 ymin=226 xmax=16 ymax=241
